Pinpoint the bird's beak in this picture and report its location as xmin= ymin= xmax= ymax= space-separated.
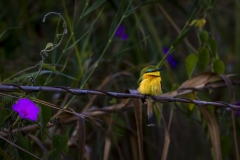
xmin=156 ymin=68 xmax=165 ymax=71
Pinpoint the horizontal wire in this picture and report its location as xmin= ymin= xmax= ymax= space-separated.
xmin=0 ymin=84 xmax=239 ymax=111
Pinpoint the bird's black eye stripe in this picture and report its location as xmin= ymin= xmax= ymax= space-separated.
xmin=145 ymin=69 xmax=154 ymax=73
xmin=145 ymin=69 xmax=159 ymax=73
xmin=145 ymin=68 xmax=165 ymax=73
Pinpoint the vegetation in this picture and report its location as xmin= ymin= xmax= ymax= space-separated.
xmin=0 ymin=0 xmax=240 ymax=159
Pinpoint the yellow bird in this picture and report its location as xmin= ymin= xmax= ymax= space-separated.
xmin=138 ymin=65 xmax=164 ymax=126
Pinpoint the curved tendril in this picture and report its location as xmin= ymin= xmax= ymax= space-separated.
xmin=28 ymin=12 xmax=67 ymax=85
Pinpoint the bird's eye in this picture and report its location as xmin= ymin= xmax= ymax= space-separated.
xmin=146 ymin=69 xmax=153 ymax=73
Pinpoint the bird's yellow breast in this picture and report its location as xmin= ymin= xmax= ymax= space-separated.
xmin=138 ymin=72 xmax=162 ymax=96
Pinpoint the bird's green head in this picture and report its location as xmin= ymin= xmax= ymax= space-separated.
xmin=138 ymin=65 xmax=165 ymax=84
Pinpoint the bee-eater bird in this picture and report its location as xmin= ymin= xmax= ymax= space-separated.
xmin=138 ymin=65 xmax=164 ymax=126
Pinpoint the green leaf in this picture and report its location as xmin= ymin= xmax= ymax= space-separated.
xmin=184 ymin=92 xmax=196 ymax=110
xmin=0 ymin=27 xmax=21 ymax=39
xmin=208 ymin=38 xmax=218 ymax=57
xmin=186 ymin=0 xmax=202 ymax=21
xmin=0 ymin=148 xmax=11 ymax=160
xmin=198 ymin=47 xmax=210 ymax=71
xmin=199 ymin=107 xmax=222 ymax=160
xmin=212 ymin=59 xmax=225 ymax=74
xmin=56 ymin=34 xmax=61 ymax=40
xmin=221 ymin=135 xmax=232 ymax=158
xmin=45 ymin=42 xmax=54 ymax=50
xmin=185 ymin=53 xmax=198 ymax=78
xmin=52 ymin=134 xmax=68 ymax=160
xmin=153 ymin=103 xmax=162 ymax=126
xmin=109 ymin=0 xmax=131 ymax=38
xmin=16 ymin=133 xmax=34 ymax=160
xmin=199 ymin=30 xmax=209 ymax=46
xmin=171 ymin=83 xmax=179 ymax=91
xmin=111 ymin=114 xmax=126 ymax=141
xmin=0 ymin=108 xmax=10 ymax=125
xmin=172 ymin=27 xmax=192 ymax=47
xmin=39 ymin=105 xmax=52 ymax=134
xmin=42 ymin=63 xmax=58 ymax=72
xmin=109 ymin=98 xmax=117 ymax=104
xmin=126 ymin=1 xmax=158 ymax=17
xmin=66 ymin=8 xmax=103 ymax=52
xmin=82 ymin=0 xmax=106 ymax=17
xmin=206 ymin=105 xmax=215 ymax=115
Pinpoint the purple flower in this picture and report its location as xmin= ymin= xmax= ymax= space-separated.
xmin=235 ymin=101 xmax=240 ymax=106
xmin=12 ymin=98 xmax=40 ymax=121
xmin=121 ymin=33 xmax=128 ymax=40
xmin=115 ymin=25 xmax=128 ymax=41
xmin=234 ymin=102 xmax=240 ymax=117
xmin=163 ymin=47 xmax=169 ymax=54
xmin=115 ymin=25 xmax=124 ymax=36
xmin=226 ymin=102 xmax=240 ymax=117
xmin=163 ymin=47 xmax=178 ymax=68
xmin=236 ymin=111 xmax=240 ymax=117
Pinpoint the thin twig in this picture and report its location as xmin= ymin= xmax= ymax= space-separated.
xmin=0 ymin=136 xmax=42 ymax=160
xmin=27 ymin=12 xmax=67 ymax=85
xmin=0 ymin=84 xmax=240 ymax=111
xmin=158 ymin=4 xmax=198 ymax=53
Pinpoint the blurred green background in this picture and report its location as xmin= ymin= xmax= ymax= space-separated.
xmin=0 ymin=0 xmax=240 ymax=159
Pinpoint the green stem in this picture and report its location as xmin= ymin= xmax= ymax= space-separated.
xmin=62 ymin=0 xmax=83 ymax=79
xmin=80 ymin=1 xmax=133 ymax=88
xmin=12 ymin=116 xmax=20 ymax=127
xmin=157 ymin=46 xmax=175 ymax=68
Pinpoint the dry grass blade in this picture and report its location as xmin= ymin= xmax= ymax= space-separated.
xmin=67 ymin=118 xmax=85 ymax=160
xmin=0 ymin=136 xmax=42 ymax=160
xmin=161 ymin=119 xmax=170 ymax=160
xmin=199 ymin=107 xmax=222 ymax=160
xmin=78 ymin=118 xmax=86 ymax=160
xmin=162 ymin=72 xmax=218 ymax=97
xmin=123 ymin=105 xmax=138 ymax=160
xmin=0 ymin=99 xmax=134 ymax=137
xmin=129 ymin=89 xmax=143 ymax=160
xmin=156 ymin=104 xmax=171 ymax=160
xmin=129 ymin=136 xmax=138 ymax=160
xmin=0 ymin=148 xmax=12 ymax=160
xmin=33 ymin=98 xmax=108 ymax=126
xmin=83 ymin=71 xmax=132 ymax=111
xmin=112 ymin=135 xmax=124 ymax=160
xmin=179 ymin=72 xmax=218 ymax=89
xmin=103 ymin=136 xmax=111 ymax=160
xmin=231 ymin=110 xmax=239 ymax=160
xmin=27 ymin=134 xmax=47 ymax=152
xmin=157 ymin=4 xmax=197 ymax=53
xmin=84 ymin=98 xmax=133 ymax=117
xmin=219 ymin=74 xmax=235 ymax=103
xmin=220 ymin=74 xmax=239 ymax=160
xmin=162 ymin=72 xmax=237 ymax=97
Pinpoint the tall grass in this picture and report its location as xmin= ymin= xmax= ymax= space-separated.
xmin=0 ymin=0 xmax=239 ymax=159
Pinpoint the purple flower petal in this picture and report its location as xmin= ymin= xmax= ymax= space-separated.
xmin=163 ymin=47 xmax=178 ymax=68
xmin=115 ymin=24 xmax=129 ymax=40
xmin=236 ymin=111 xmax=240 ymax=117
xmin=121 ymin=33 xmax=128 ymax=40
xmin=115 ymin=25 xmax=124 ymax=37
xmin=12 ymin=98 xmax=40 ymax=121
xmin=234 ymin=101 xmax=240 ymax=106
xmin=234 ymin=102 xmax=240 ymax=117
xmin=167 ymin=55 xmax=178 ymax=68
xmin=163 ymin=47 xmax=169 ymax=54
xmin=226 ymin=101 xmax=240 ymax=117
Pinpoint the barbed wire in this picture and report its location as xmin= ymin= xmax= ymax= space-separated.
xmin=0 ymin=84 xmax=240 ymax=111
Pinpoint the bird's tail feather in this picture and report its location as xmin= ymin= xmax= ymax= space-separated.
xmin=146 ymin=99 xmax=155 ymax=126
